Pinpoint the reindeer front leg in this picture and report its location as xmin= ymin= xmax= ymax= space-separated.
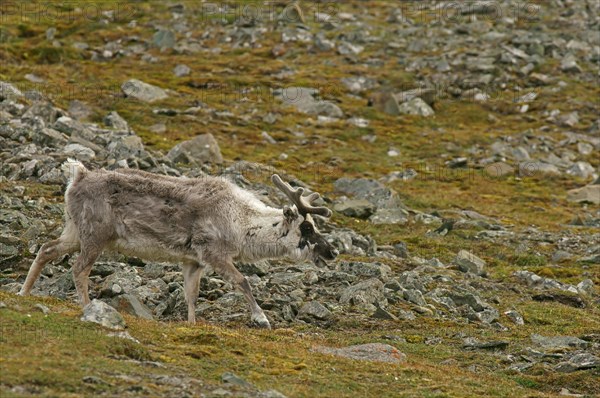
xmin=208 ymin=257 xmax=271 ymax=329
xmin=182 ymin=261 xmax=205 ymax=324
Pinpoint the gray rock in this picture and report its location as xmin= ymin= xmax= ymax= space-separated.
xmin=567 ymin=185 xmax=600 ymax=205
xmin=561 ymin=55 xmax=582 ymax=73
xmin=236 ymin=261 xmax=270 ymax=277
xmin=121 ymin=79 xmax=168 ymax=103
xmin=142 ymin=263 xmax=166 ymax=279
xmin=397 ymin=309 xmax=416 ymax=320
xmin=262 ymin=390 xmax=288 ymax=398
xmin=167 ymin=133 xmax=223 ymax=165
xmin=576 ymin=279 xmax=594 ymax=296
xmin=104 ymin=111 xmax=129 ymax=131
xmin=297 ymin=301 xmax=332 ymax=321
xmin=513 ymin=270 xmax=579 ymax=293
xmin=403 ymin=289 xmax=427 ymax=306
xmin=333 ymin=199 xmax=376 ymax=219
xmin=152 ymin=30 xmax=176 ymax=49
xmin=463 ymin=338 xmax=509 ymax=350
xmin=111 ymin=294 xmax=154 ymax=320
xmin=393 ymin=242 xmax=409 ymax=258
xmin=68 ymin=100 xmax=92 ymax=121
xmin=33 ymin=128 xmax=68 ymax=148
xmin=394 ymin=98 xmax=434 ymax=117
xmin=314 ymin=33 xmax=335 ymax=51
xmin=0 ymin=81 xmax=23 ymax=100
xmin=577 ymin=142 xmax=593 ymax=155
xmin=531 ymin=334 xmax=589 ymax=350
xmin=100 ymin=268 xmax=142 ymax=297
xmin=339 ymin=278 xmax=386 ymax=307
xmin=81 ymin=299 xmax=126 ymax=330
xmin=338 ymin=261 xmax=391 ymax=279
xmin=369 ymin=208 xmax=408 ymax=225
xmin=222 ymin=372 xmax=254 ymax=388
xmin=455 ymin=250 xmax=486 ymax=275
xmin=337 ymin=42 xmax=364 ymax=55
xmin=313 ymin=343 xmax=406 ymax=363
xmin=82 ymin=375 xmax=110 ymax=385
xmin=0 ymin=243 xmax=19 ymax=257
xmin=447 ymin=292 xmax=488 ymax=312
xmin=277 ymin=3 xmax=305 ymax=24
xmin=107 ymin=135 xmax=145 ymax=159
xmin=567 ymin=162 xmax=595 ymax=180
xmin=334 ymin=177 xmax=399 ymax=208
xmin=341 ymin=76 xmax=378 ymax=94
xmin=34 ymin=303 xmax=50 ymax=315
xmin=555 ymin=353 xmax=599 ymax=372
xmin=53 ymin=116 xmax=91 ymax=137
xmin=173 ymin=64 xmax=191 ymax=77
xmin=512 ymin=146 xmax=530 ymax=161
xmin=504 ymin=310 xmax=525 ymax=325
xmin=274 ymin=87 xmax=343 ymax=118
xmin=63 ymin=143 xmax=95 ymax=161
xmin=484 ymin=162 xmax=515 ymax=178
xmin=371 ymin=306 xmax=398 ymax=320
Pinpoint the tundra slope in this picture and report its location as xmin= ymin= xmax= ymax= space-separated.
xmin=19 ymin=160 xmax=338 ymax=328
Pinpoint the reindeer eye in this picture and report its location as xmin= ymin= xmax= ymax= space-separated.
xmin=300 ymin=222 xmax=313 ymax=234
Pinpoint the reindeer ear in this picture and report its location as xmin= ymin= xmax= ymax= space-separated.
xmin=283 ymin=205 xmax=298 ymax=222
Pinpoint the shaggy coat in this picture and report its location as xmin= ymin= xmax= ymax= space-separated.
xmin=19 ymin=161 xmax=338 ymax=328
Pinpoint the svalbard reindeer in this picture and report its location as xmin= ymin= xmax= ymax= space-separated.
xmin=19 ymin=160 xmax=338 ymax=328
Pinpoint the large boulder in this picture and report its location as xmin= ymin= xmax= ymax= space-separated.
xmin=167 ymin=133 xmax=223 ymax=165
xmin=274 ymin=87 xmax=343 ymax=118
xmin=121 ymin=79 xmax=168 ymax=103
xmin=567 ymin=185 xmax=600 ymax=205
xmin=81 ymin=299 xmax=126 ymax=330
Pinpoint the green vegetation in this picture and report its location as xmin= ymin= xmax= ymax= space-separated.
xmin=1 ymin=1 xmax=598 ymax=397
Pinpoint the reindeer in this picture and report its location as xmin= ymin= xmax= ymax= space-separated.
xmin=18 ymin=160 xmax=338 ymax=328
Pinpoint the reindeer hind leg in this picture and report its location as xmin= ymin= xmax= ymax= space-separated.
xmin=19 ymin=222 xmax=80 ymax=296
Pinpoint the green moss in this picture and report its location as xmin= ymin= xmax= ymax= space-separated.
xmin=513 ymin=254 xmax=547 ymax=268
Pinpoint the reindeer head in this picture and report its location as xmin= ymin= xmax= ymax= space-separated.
xmin=272 ymin=174 xmax=338 ymax=266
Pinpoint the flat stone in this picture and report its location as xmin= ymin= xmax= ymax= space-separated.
xmin=531 ymin=334 xmax=589 ymax=350
xmin=63 ymin=143 xmax=95 ymax=161
xmin=221 ymin=372 xmax=253 ymax=388
xmin=401 ymin=98 xmax=434 ymax=117
xmin=369 ymin=208 xmax=409 ymax=225
xmin=338 ymin=261 xmax=391 ymax=279
xmin=371 ymin=306 xmax=398 ymax=320
xmin=297 ymin=301 xmax=332 ymax=321
xmin=121 ymin=79 xmax=168 ymax=103
xmin=111 ymin=294 xmax=154 ymax=320
xmin=339 ymin=278 xmax=386 ymax=307
xmin=313 ymin=343 xmax=406 ymax=363
xmin=567 ymin=185 xmax=600 ymax=205
xmin=555 ymin=353 xmax=600 ymax=373
xmin=152 ymin=29 xmax=176 ymax=49
xmin=504 ymin=310 xmax=524 ymax=325
xmin=455 ymin=250 xmax=486 ymax=275
xmin=167 ymin=133 xmax=223 ymax=165
xmin=104 ymin=111 xmax=129 ymax=131
xmin=81 ymin=299 xmax=126 ymax=330
xmin=0 ymin=81 xmax=23 ymax=100
xmin=463 ymin=338 xmax=509 ymax=350
xmin=483 ymin=162 xmax=515 ymax=178
xmin=173 ymin=64 xmax=191 ymax=77
xmin=333 ymin=199 xmax=376 ymax=219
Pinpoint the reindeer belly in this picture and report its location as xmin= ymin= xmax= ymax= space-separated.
xmin=110 ymin=238 xmax=194 ymax=263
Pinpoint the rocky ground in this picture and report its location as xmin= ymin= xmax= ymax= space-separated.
xmin=0 ymin=1 xmax=599 ymax=397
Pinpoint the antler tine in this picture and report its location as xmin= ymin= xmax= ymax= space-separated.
xmin=271 ymin=174 xmax=332 ymax=218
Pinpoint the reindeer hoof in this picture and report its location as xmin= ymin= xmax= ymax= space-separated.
xmin=251 ymin=314 xmax=271 ymax=329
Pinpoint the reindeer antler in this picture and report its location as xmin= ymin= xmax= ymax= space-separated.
xmin=272 ymin=174 xmax=332 ymax=218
